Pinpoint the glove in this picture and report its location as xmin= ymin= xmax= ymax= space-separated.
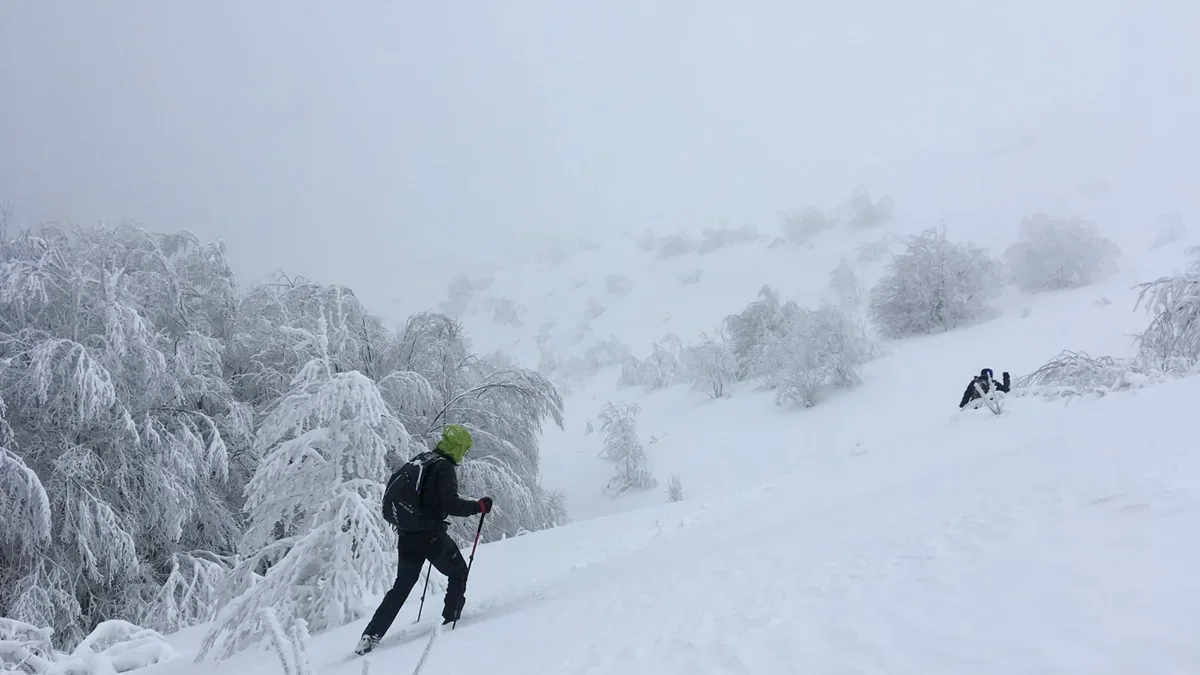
xmin=478 ymin=497 xmax=493 ymax=514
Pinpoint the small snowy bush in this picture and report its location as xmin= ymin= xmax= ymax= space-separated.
xmin=618 ymin=335 xmax=683 ymax=390
xmin=655 ymin=235 xmax=697 ymax=260
xmin=1151 ymin=212 xmax=1187 ymax=249
xmin=750 ymin=305 xmax=874 ymax=408
xmin=262 ymin=608 xmax=314 ymax=675
xmin=490 ymin=297 xmax=527 ymax=328
xmin=679 ymin=268 xmax=703 ymax=286
xmin=1015 ymin=351 xmax=1155 ymax=400
xmin=583 ymin=297 xmax=606 ymax=321
xmin=868 ymin=227 xmax=1004 ymax=338
xmin=1133 ymin=249 xmax=1200 ymax=373
xmin=722 ymin=286 xmax=801 ymax=378
xmin=597 ymin=402 xmax=656 ymax=496
xmin=680 ymin=336 xmax=738 ymax=398
xmin=697 ymin=224 xmax=759 ymax=253
xmin=844 ymin=185 xmax=894 ymax=229
xmin=666 ymin=474 xmax=684 ymax=502
xmin=0 ymin=617 xmax=177 ymax=674
xmin=828 ymin=258 xmax=864 ymax=307
xmin=780 ymin=206 xmax=835 ymax=244
xmin=1004 ymin=214 xmax=1121 ymax=292
xmin=606 ymin=274 xmax=633 ymax=296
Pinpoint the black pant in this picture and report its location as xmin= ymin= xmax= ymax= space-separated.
xmin=363 ymin=529 xmax=468 ymax=638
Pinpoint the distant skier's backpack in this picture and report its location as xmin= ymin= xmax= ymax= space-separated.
xmin=382 ymin=451 xmax=446 ymax=532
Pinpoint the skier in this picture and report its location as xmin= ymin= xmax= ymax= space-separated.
xmin=355 ymin=424 xmax=493 ymax=655
xmin=958 ymin=367 xmax=1010 ymax=409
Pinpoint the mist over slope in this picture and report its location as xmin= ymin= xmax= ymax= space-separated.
xmin=431 ymin=205 xmax=1194 ymax=522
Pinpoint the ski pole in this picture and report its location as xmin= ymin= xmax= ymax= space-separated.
xmin=453 ymin=512 xmax=486 ymax=630
xmin=415 ymin=561 xmax=432 ymax=622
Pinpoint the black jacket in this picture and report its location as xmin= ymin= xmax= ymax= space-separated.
xmin=959 ymin=372 xmax=1010 ymax=409
xmin=385 ymin=450 xmax=481 ymax=533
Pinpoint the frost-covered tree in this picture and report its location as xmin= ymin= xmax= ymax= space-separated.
xmin=665 ymin=474 xmax=684 ymax=502
xmin=583 ymin=297 xmax=606 ymax=321
xmin=868 ymin=227 xmax=1004 ymax=338
xmin=0 ymin=223 xmax=247 ymax=647
xmin=1004 ymin=214 xmax=1121 ymax=292
xmin=697 ymin=224 xmax=759 ymax=253
xmin=829 ymin=258 xmax=864 ymax=307
xmin=597 ymin=402 xmax=655 ymax=496
xmin=1133 ymin=248 xmax=1200 ymax=373
xmin=844 ymin=185 xmax=894 ymax=229
xmin=1151 ymin=212 xmax=1187 ymax=250
xmin=655 ymin=234 xmax=697 ymax=259
xmin=490 ymin=297 xmax=526 ymax=328
xmin=618 ymin=335 xmax=682 ymax=390
xmin=721 ymin=286 xmax=801 ymax=379
xmin=750 ymin=305 xmax=873 ymax=407
xmin=780 ymin=206 xmax=835 ymax=245
xmin=438 ymin=274 xmax=491 ymax=317
xmin=196 ymin=316 xmax=410 ymax=660
xmin=680 ymin=336 xmax=737 ymax=398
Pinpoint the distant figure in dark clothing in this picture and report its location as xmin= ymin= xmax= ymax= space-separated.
xmin=959 ymin=368 xmax=1010 ymax=409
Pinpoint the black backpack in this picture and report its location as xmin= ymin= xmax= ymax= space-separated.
xmin=382 ymin=451 xmax=445 ymax=530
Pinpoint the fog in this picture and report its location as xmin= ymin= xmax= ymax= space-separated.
xmin=2 ymin=0 xmax=1197 ymax=320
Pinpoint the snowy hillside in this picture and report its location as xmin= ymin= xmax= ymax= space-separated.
xmin=147 ymin=362 xmax=1200 ymax=674
xmin=433 ymin=213 xmax=1194 ymax=522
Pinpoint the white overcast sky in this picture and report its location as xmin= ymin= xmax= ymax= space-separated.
xmin=1 ymin=0 xmax=1197 ymax=320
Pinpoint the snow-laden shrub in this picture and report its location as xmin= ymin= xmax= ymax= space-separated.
xmin=680 ymin=336 xmax=737 ymax=398
xmin=554 ymin=337 xmax=634 ymax=392
xmin=780 ymin=206 xmax=835 ymax=245
xmin=606 ymin=274 xmax=633 ymax=296
xmin=655 ymin=235 xmax=696 ymax=260
xmin=1004 ymin=214 xmax=1121 ymax=292
xmin=618 ymin=335 xmax=682 ymax=390
xmin=0 ymin=617 xmax=176 ymax=674
xmin=1133 ymin=248 xmax=1200 ymax=373
xmin=583 ymin=297 xmax=606 ymax=321
xmin=1151 ymin=212 xmax=1187 ymax=250
xmin=262 ymin=608 xmax=314 ymax=675
xmin=697 ymin=224 xmax=759 ymax=253
xmin=1015 ymin=351 xmax=1159 ymax=400
xmin=752 ymin=305 xmax=873 ymax=407
xmin=438 ymin=274 xmax=492 ymax=317
xmin=597 ymin=402 xmax=655 ymax=497
xmin=868 ymin=227 xmax=1004 ymax=338
xmin=666 ymin=474 xmax=684 ymax=502
xmin=490 ymin=297 xmax=526 ymax=328
xmin=721 ymin=285 xmax=800 ymax=378
xmin=844 ymin=184 xmax=894 ymax=229
xmin=828 ymin=258 xmax=864 ymax=307
xmin=679 ymin=268 xmax=703 ymax=286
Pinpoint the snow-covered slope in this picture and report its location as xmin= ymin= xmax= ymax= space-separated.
xmin=143 ymin=219 xmax=1200 ymax=675
xmin=437 ymin=216 xmax=1191 ymax=522
xmin=153 ymin=371 xmax=1200 ymax=674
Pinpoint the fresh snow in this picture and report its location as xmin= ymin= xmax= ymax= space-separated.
xmin=134 ymin=224 xmax=1200 ymax=674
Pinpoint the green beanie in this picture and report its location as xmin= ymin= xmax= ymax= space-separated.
xmin=436 ymin=424 xmax=473 ymax=464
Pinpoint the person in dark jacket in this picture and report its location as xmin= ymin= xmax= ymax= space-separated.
xmin=356 ymin=424 xmax=493 ymax=655
xmin=958 ymin=368 xmax=1010 ymax=409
